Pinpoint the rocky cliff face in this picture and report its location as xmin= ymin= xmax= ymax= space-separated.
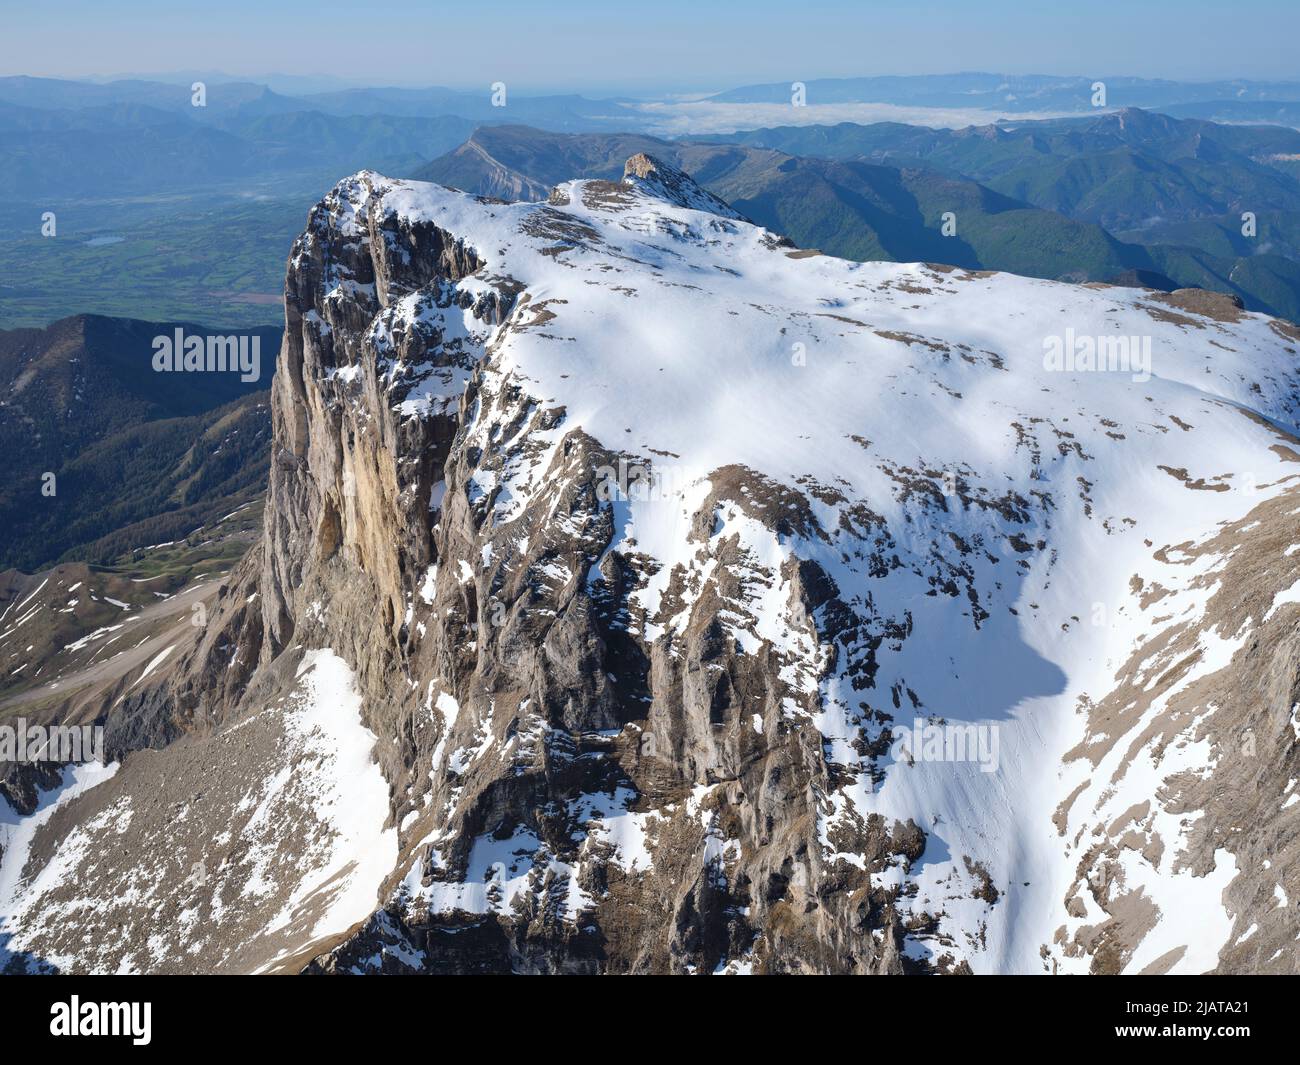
xmin=3 ymin=156 xmax=1299 ymax=974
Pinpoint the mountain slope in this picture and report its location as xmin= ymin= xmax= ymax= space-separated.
xmin=0 ymin=314 xmax=278 ymax=571
xmin=416 ymin=126 xmax=1151 ymax=282
xmin=0 ymin=99 xmax=478 ymax=199
xmin=689 ymin=112 xmax=1300 ymax=319
xmin=698 ymin=109 xmax=1300 ymax=227
xmin=413 ymin=126 xmax=674 ymax=200
xmin=3 ymin=158 xmax=1299 ymax=975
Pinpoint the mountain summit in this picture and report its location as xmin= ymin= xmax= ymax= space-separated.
xmin=620 ymin=151 xmax=750 ymax=220
xmin=3 ymin=161 xmax=1299 ymax=975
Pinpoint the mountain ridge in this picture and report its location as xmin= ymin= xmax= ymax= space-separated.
xmin=0 ymin=314 xmax=278 ymax=572
xmin=416 ymin=120 xmax=1300 ymax=321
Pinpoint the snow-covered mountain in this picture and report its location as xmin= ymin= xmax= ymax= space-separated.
xmin=3 ymin=154 xmax=1298 ymax=974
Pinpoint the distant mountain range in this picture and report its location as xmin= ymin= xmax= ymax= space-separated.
xmin=414 ymin=126 xmax=1147 ymax=278
xmin=9 ymin=75 xmax=1300 ymax=330
xmin=707 ymin=73 xmax=1300 ymax=112
xmin=0 ymin=97 xmax=479 ymax=198
xmin=8 ymin=72 xmax=1300 ymax=122
xmin=695 ymin=108 xmax=1300 ymax=228
xmin=414 ymin=117 xmax=1300 ymax=322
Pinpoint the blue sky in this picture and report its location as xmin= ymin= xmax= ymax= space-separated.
xmin=3 ymin=0 xmax=1298 ymax=91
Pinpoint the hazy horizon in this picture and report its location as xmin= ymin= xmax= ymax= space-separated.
xmin=5 ymin=0 xmax=1299 ymax=90
xmin=6 ymin=69 xmax=1300 ymax=100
